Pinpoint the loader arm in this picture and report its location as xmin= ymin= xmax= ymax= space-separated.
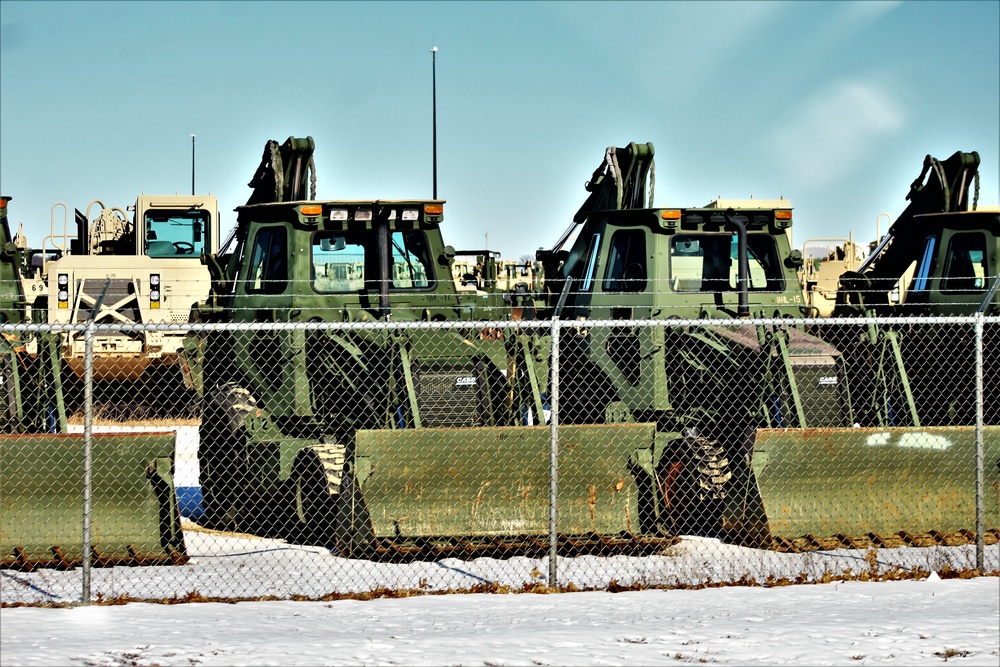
xmin=851 ymin=151 xmax=980 ymax=293
xmin=574 ymin=142 xmax=656 ymax=223
xmin=537 ymin=143 xmax=657 ymax=314
xmin=245 ymin=136 xmax=317 ymax=205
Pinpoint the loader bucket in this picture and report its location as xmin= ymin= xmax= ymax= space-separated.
xmin=355 ymin=423 xmax=659 ymax=538
xmin=736 ymin=426 xmax=1000 ymax=546
xmin=1 ymin=433 xmax=187 ymax=569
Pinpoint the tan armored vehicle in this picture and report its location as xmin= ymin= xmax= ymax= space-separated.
xmin=29 ymin=195 xmax=220 ymax=412
xmin=799 ymin=235 xmax=869 ymax=317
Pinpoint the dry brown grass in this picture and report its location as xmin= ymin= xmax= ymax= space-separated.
xmin=5 ymin=568 xmax=997 ymax=608
xmin=66 ymin=416 xmax=201 ymax=427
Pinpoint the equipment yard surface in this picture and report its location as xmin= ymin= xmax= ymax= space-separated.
xmin=2 ymin=575 xmax=997 ymax=666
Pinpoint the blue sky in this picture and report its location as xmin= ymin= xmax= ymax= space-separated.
xmin=1 ymin=1 xmax=997 ymax=260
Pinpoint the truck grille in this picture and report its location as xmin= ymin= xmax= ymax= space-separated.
xmin=412 ymin=361 xmax=485 ymax=427
xmin=74 ymin=278 xmax=140 ymax=324
xmin=790 ymin=356 xmax=849 ymax=427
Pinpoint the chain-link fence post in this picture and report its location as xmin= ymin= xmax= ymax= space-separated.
xmin=82 ymin=320 xmax=95 ymax=603
xmin=974 ymin=314 xmax=985 ymax=573
xmin=548 ymin=318 xmax=560 ymax=588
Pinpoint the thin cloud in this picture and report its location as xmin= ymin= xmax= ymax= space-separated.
xmin=840 ymin=1 xmax=903 ymax=25
xmin=552 ymin=2 xmax=784 ymax=95
xmin=769 ymin=80 xmax=906 ymax=187
xmin=803 ymin=1 xmax=903 ymax=54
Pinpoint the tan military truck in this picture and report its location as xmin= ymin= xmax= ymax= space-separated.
xmin=799 ymin=235 xmax=869 ymax=317
xmin=30 ymin=194 xmax=221 ymax=415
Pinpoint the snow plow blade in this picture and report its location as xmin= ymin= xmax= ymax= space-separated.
xmin=726 ymin=426 xmax=1000 ymax=547
xmin=356 ymin=423 xmax=660 ymax=538
xmin=1 ymin=433 xmax=187 ymax=569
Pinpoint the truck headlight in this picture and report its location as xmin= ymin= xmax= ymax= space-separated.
xmin=58 ymin=274 xmax=69 ymax=308
xmin=150 ymin=274 xmax=161 ymax=308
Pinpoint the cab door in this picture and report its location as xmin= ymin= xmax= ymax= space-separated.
xmin=928 ymin=229 xmax=993 ymax=315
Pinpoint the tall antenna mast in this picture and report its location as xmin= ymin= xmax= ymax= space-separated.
xmin=431 ymin=46 xmax=438 ymax=199
xmin=191 ymin=134 xmax=196 ymax=195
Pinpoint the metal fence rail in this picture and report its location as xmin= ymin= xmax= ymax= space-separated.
xmin=2 ymin=316 xmax=998 ymax=604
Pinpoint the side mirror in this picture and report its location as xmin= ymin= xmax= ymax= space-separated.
xmin=784 ymin=249 xmax=804 ymax=269
xmin=439 ymin=244 xmax=456 ymax=265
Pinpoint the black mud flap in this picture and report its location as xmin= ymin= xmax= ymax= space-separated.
xmin=334 ymin=471 xmax=376 ymax=559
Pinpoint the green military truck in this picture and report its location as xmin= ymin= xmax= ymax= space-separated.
xmin=532 ymin=142 xmax=996 ymax=549
xmin=833 ymin=150 xmax=999 ymax=426
xmin=188 ymin=137 xmax=673 ymax=559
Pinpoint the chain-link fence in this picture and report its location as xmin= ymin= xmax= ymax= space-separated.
xmin=2 ymin=316 xmax=998 ymax=604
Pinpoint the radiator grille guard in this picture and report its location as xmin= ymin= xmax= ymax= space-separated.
xmin=788 ymin=356 xmax=848 ymax=427
xmin=75 ymin=278 xmax=140 ymax=323
xmin=412 ymin=361 xmax=485 ymax=427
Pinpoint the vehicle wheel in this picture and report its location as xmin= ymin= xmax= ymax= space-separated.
xmin=198 ymin=384 xmax=256 ymax=531
xmin=335 ymin=470 xmax=376 ymax=559
xmin=656 ymin=433 xmax=731 ymax=537
xmin=687 ymin=434 xmax=731 ymax=502
xmin=288 ymin=445 xmax=376 ymax=558
xmin=1 ymin=351 xmax=19 ymax=433
xmin=289 ymin=446 xmax=339 ymax=545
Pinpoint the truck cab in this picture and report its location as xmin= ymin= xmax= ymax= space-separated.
xmin=868 ymin=208 xmax=1000 ymax=316
xmin=214 ymin=199 xmax=506 ymax=324
xmin=536 ymin=143 xmax=864 ymax=440
xmin=547 ymin=199 xmax=803 ymax=322
xmin=835 ymin=150 xmax=998 ymax=317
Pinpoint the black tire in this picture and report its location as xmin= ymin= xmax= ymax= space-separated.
xmin=289 ymin=447 xmax=339 ymax=545
xmin=1 ymin=351 xmax=18 ymax=433
xmin=657 ymin=434 xmax=731 ymax=538
xmin=199 ymin=384 xmax=256 ymax=531
xmin=288 ymin=447 xmax=376 ymax=559
xmin=687 ymin=435 xmax=731 ymax=502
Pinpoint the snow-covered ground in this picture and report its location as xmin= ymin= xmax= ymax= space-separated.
xmin=3 ymin=528 xmax=998 ymax=666
xmin=2 ymin=577 xmax=998 ymax=666
xmin=5 ymin=425 xmax=998 ymax=665
xmin=3 ymin=521 xmax=998 ymax=604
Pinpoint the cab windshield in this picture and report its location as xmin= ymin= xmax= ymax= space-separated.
xmin=312 ymin=230 xmax=434 ymax=292
xmin=145 ymin=209 xmax=209 ymax=257
xmin=669 ymin=233 xmax=784 ymax=292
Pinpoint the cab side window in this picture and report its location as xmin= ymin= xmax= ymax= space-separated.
xmin=603 ymin=229 xmax=646 ymax=292
xmin=246 ymin=227 xmax=287 ymax=295
xmin=390 ymin=231 xmax=433 ymax=289
xmin=941 ymin=232 xmax=987 ymax=293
